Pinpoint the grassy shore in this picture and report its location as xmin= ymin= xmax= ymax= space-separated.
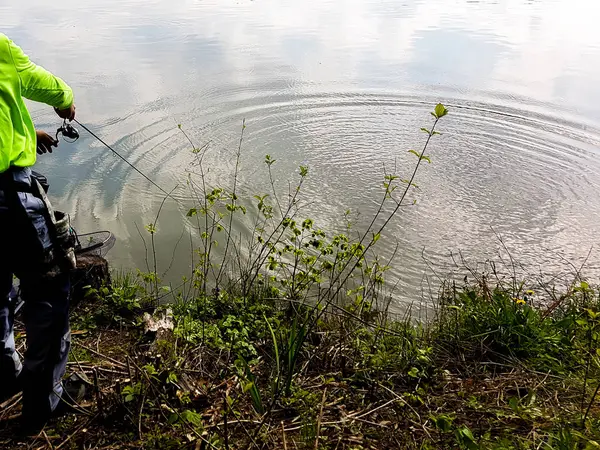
xmin=2 ymin=104 xmax=598 ymax=448
xmin=1 ymin=270 xmax=599 ymax=449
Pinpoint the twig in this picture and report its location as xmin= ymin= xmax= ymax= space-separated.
xmin=216 ymin=119 xmax=245 ymax=286
xmin=69 ymin=347 xmax=88 ymax=380
xmin=314 ymin=388 xmax=327 ymax=450
xmin=76 ymin=343 xmax=127 ymax=369
xmin=93 ymin=368 xmax=104 ymax=417
xmin=282 ymin=421 xmax=288 ymax=450
xmin=583 ymin=379 xmax=600 ymax=424
xmin=0 ymin=393 xmax=22 ymax=415
xmin=350 ymin=398 xmax=396 ymax=420
xmin=139 ymin=393 xmax=146 ymax=439
xmin=376 ymin=382 xmax=422 ymax=421
xmin=354 ymin=416 xmax=390 ymax=427
xmin=134 ymin=221 xmax=151 ymax=275
xmin=56 ymin=414 xmax=98 ymax=449
xmin=94 ymin=366 xmax=129 ymax=376
xmin=224 ymin=396 xmax=230 ymax=450
xmin=150 ymin=185 xmax=179 ymax=301
xmin=42 ymin=430 xmax=54 ymax=450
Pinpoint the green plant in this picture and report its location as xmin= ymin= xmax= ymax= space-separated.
xmin=122 ymin=382 xmax=143 ymax=402
xmin=455 ymin=426 xmax=478 ymax=450
xmin=239 ymin=357 xmax=264 ymax=414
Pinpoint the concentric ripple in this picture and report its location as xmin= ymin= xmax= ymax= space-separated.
xmin=9 ymin=0 xmax=600 ymax=310
xmin=42 ymin=89 xmax=600 ymax=307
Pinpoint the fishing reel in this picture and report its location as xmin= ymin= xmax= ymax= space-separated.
xmin=56 ymin=119 xmax=80 ymax=143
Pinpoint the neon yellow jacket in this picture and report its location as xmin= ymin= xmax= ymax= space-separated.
xmin=0 ymin=33 xmax=74 ymax=173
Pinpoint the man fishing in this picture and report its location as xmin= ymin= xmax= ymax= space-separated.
xmin=0 ymin=33 xmax=77 ymax=433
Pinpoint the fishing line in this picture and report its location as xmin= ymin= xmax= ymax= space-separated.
xmin=70 ymin=119 xmax=174 ymax=199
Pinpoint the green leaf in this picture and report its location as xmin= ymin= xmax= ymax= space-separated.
xmin=167 ymin=372 xmax=178 ymax=384
xmin=186 ymin=208 xmax=197 ymax=217
xmin=264 ymin=314 xmax=280 ymax=393
xmin=145 ymin=223 xmax=157 ymax=235
xmin=401 ymin=179 xmax=418 ymax=188
xmin=408 ymin=367 xmax=419 ymax=378
xmin=264 ymin=154 xmax=276 ymax=166
xmin=420 ymin=127 xmax=431 ymax=134
xmin=456 ymin=426 xmax=478 ymax=450
xmin=434 ymin=103 xmax=448 ymax=118
xmin=556 ymin=317 xmax=574 ymax=329
xmin=372 ymin=232 xmax=381 ymax=243
xmin=143 ymin=364 xmax=158 ymax=376
xmin=408 ymin=149 xmax=421 ymax=158
xmin=421 ymin=155 xmax=431 ymax=164
xmin=431 ymin=414 xmax=453 ymax=433
xmin=181 ymin=409 xmax=203 ymax=427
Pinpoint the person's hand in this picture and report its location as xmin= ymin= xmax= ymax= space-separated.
xmin=54 ymin=103 xmax=76 ymax=121
xmin=36 ymin=130 xmax=58 ymax=155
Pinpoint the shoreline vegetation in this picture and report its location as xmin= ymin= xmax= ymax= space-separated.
xmin=1 ymin=104 xmax=599 ymax=448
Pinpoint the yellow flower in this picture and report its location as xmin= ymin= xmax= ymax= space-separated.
xmin=513 ymin=298 xmax=526 ymax=305
xmin=525 ymin=290 xmax=535 ymax=296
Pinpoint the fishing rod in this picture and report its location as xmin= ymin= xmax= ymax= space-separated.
xmin=56 ymin=118 xmax=174 ymax=199
xmin=13 ymin=119 xmax=177 ymax=315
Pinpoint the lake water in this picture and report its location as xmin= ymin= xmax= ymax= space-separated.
xmin=3 ymin=0 xmax=600 ymax=305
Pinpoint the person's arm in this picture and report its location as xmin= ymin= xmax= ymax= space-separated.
xmin=7 ymin=38 xmax=75 ymax=119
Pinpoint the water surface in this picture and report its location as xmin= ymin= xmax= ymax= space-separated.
xmin=3 ymin=0 xmax=600 ymax=305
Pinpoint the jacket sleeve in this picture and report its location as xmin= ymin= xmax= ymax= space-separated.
xmin=7 ymin=39 xmax=74 ymax=110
